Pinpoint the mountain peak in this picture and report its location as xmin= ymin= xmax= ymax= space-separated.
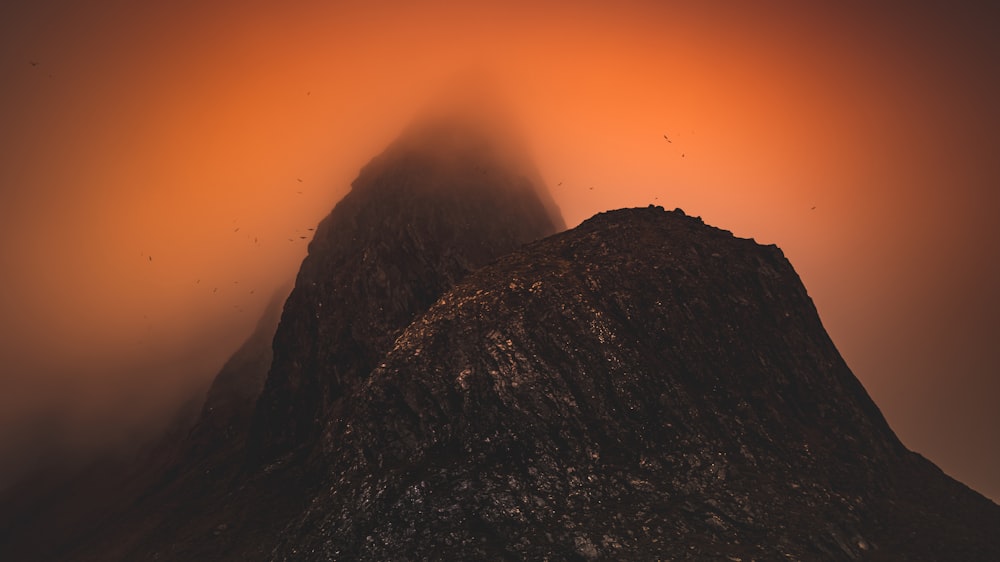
xmin=11 ymin=103 xmax=998 ymax=561
xmin=352 ymin=76 xmax=558 ymax=223
xmin=266 ymin=205 xmax=999 ymax=560
xmin=248 ymin=98 xmax=564 ymax=464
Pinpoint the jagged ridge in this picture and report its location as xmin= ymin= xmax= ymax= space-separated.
xmin=8 ymin=99 xmax=998 ymax=561
xmin=269 ymin=206 xmax=1000 ymax=561
xmin=248 ymin=109 xmax=564 ymax=465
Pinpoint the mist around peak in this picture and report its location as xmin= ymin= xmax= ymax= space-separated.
xmin=354 ymin=72 xmax=566 ymax=231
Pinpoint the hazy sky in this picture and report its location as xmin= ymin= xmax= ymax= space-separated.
xmin=1 ymin=1 xmax=997 ymax=500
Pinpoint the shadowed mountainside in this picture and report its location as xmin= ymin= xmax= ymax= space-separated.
xmin=248 ymin=106 xmax=565 ymax=466
xmin=3 ymin=99 xmax=998 ymax=560
xmin=264 ymin=206 xmax=1000 ymax=560
xmin=32 ymin=97 xmax=566 ymax=562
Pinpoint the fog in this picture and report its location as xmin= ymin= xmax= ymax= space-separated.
xmin=1 ymin=1 xmax=998 ymax=500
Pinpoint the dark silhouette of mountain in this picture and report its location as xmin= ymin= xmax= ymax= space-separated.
xmin=2 ymin=95 xmax=566 ymax=562
xmin=5 ymin=99 xmax=998 ymax=560
xmin=248 ymin=102 xmax=565 ymax=467
xmin=262 ymin=206 xmax=1000 ymax=560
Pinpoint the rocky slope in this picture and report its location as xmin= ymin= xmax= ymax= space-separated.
xmin=5 ymin=104 xmax=999 ymax=560
xmin=34 ymin=101 xmax=566 ymax=562
xmin=248 ymin=108 xmax=564 ymax=467
xmin=264 ymin=206 xmax=1000 ymax=560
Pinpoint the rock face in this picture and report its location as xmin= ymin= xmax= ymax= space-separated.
xmin=248 ymin=107 xmax=564 ymax=466
xmin=7 ymin=104 xmax=999 ymax=561
xmin=263 ymin=206 xmax=1000 ymax=560
xmin=36 ymin=102 xmax=567 ymax=562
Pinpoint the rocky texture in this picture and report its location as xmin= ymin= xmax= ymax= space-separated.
xmin=12 ymin=102 xmax=566 ymax=562
xmin=6 ymin=104 xmax=999 ymax=560
xmin=267 ymin=206 xmax=1000 ymax=561
xmin=248 ymin=107 xmax=564 ymax=466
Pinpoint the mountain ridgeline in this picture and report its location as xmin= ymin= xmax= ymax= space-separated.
xmin=4 ymin=103 xmax=999 ymax=561
xmin=248 ymin=110 xmax=565 ymax=466
xmin=264 ymin=206 xmax=1000 ymax=560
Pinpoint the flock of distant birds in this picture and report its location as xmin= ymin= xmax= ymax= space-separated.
xmin=136 ymin=131 xmax=817 ymax=291
xmin=95 ymin=93 xmax=814 ymax=332
xmin=136 ymin=177 xmax=319 ymax=326
xmin=136 ymin=133 xmax=689 ymax=288
xmin=27 ymin=56 xmax=814 ymax=212
xmin=26 ymin=55 xmax=820 ymax=342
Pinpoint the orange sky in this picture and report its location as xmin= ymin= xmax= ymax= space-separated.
xmin=1 ymin=1 xmax=998 ymax=500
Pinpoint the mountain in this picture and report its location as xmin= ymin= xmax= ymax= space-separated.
xmin=248 ymin=102 xmax=565 ymax=467
xmin=6 ymin=100 xmax=998 ymax=560
xmin=17 ymin=96 xmax=566 ymax=562
xmin=262 ymin=205 xmax=1000 ymax=560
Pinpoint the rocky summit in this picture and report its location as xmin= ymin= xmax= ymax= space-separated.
xmin=264 ymin=206 xmax=1000 ymax=561
xmin=4 ymin=101 xmax=567 ymax=562
xmin=248 ymin=104 xmax=564 ymax=466
xmin=4 ymin=103 xmax=999 ymax=561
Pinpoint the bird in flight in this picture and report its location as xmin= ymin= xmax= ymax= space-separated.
xmin=29 ymin=61 xmax=39 ymax=67
xmin=297 ymin=178 xmax=303 ymax=183
xmin=663 ymin=134 xmax=671 ymax=143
